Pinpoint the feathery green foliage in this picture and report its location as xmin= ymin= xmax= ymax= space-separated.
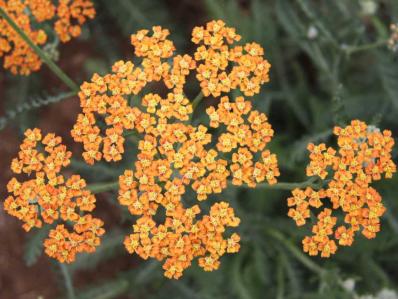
xmin=0 ymin=91 xmax=75 ymax=131
xmin=24 ymin=225 xmax=53 ymax=266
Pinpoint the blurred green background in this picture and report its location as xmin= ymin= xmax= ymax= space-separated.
xmin=1 ymin=0 xmax=398 ymax=298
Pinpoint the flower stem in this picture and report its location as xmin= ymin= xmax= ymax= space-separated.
xmin=230 ymin=177 xmax=319 ymax=191
xmin=88 ymin=177 xmax=320 ymax=194
xmin=265 ymin=228 xmax=324 ymax=275
xmin=189 ymin=91 xmax=204 ymax=124
xmin=0 ymin=7 xmax=79 ymax=92
xmin=344 ymin=40 xmax=387 ymax=55
xmin=88 ymin=181 xmax=119 ymax=194
xmin=123 ymin=130 xmax=140 ymax=144
xmin=276 ymin=254 xmax=285 ymax=299
xmin=59 ymin=263 xmax=76 ymax=299
xmin=191 ymin=91 xmax=204 ymax=111
xmin=256 ymin=177 xmax=319 ymax=190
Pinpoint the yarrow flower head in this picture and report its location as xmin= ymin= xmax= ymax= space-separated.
xmin=287 ymin=120 xmax=396 ymax=257
xmin=71 ymin=21 xmax=273 ymax=167
xmin=0 ymin=0 xmax=95 ymax=74
xmin=3 ymin=128 xmax=105 ymax=263
xmin=71 ymin=20 xmax=279 ymax=278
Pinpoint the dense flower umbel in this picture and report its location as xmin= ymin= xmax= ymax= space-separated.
xmin=192 ymin=20 xmax=271 ymax=97
xmin=206 ymin=96 xmax=279 ymax=188
xmin=71 ymin=20 xmax=278 ymax=278
xmin=117 ymin=117 xmax=240 ymax=278
xmin=122 ymin=197 xmax=241 ymax=279
xmin=0 ymin=0 xmax=95 ymax=74
xmin=3 ymin=129 xmax=105 ymax=263
xmin=287 ymin=120 xmax=396 ymax=257
xmin=116 ymin=94 xmax=277 ymax=277
xmin=71 ymin=21 xmax=273 ymax=165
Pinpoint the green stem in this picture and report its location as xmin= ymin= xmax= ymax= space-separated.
xmin=87 ymin=181 xmax=119 ymax=194
xmin=123 ymin=130 xmax=140 ymax=144
xmin=231 ymin=177 xmax=320 ymax=191
xmin=189 ymin=91 xmax=204 ymax=123
xmin=344 ymin=40 xmax=387 ymax=55
xmin=276 ymin=254 xmax=285 ymax=299
xmin=87 ymin=177 xmax=320 ymax=194
xmin=191 ymin=91 xmax=204 ymax=111
xmin=59 ymin=263 xmax=76 ymax=299
xmin=0 ymin=7 xmax=79 ymax=92
xmin=265 ymin=228 xmax=324 ymax=276
xmin=257 ymin=178 xmax=318 ymax=190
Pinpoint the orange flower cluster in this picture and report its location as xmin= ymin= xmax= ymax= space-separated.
xmin=3 ymin=129 xmax=104 ymax=263
xmin=207 ymin=96 xmax=279 ymax=188
xmin=121 ymin=182 xmax=241 ymax=279
xmin=116 ymin=92 xmax=279 ymax=277
xmin=116 ymin=97 xmax=247 ymax=278
xmin=192 ymin=20 xmax=271 ymax=97
xmin=0 ymin=0 xmax=95 ymax=74
xmin=287 ymin=120 xmax=396 ymax=257
xmin=71 ymin=26 xmax=181 ymax=164
xmin=70 ymin=21 xmax=277 ymax=278
xmin=72 ymin=21 xmax=273 ymax=167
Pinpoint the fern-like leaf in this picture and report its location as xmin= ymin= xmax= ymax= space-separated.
xmin=0 ymin=91 xmax=75 ymax=131
xmin=232 ymin=251 xmax=252 ymax=299
xmin=75 ymin=278 xmax=129 ymax=299
xmin=24 ymin=225 xmax=52 ymax=266
xmin=100 ymin=0 xmax=173 ymax=37
xmin=378 ymin=53 xmax=398 ymax=111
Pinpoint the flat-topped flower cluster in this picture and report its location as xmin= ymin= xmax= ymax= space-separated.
xmin=287 ymin=120 xmax=396 ymax=257
xmin=71 ymin=20 xmax=279 ymax=278
xmin=4 ymin=129 xmax=104 ymax=263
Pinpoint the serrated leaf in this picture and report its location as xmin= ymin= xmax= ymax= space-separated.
xmin=378 ymin=53 xmax=398 ymax=110
xmin=0 ymin=91 xmax=75 ymax=131
xmin=100 ymin=0 xmax=171 ymax=36
xmin=75 ymin=278 xmax=129 ymax=299
xmin=232 ymin=252 xmax=252 ymax=299
xmin=24 ymin=226 xmax=52 ymax=266
xmin=253 ymin=246 xmax=269 ymax=284
xmin=276 ymin=0 xmax=306 ymax=40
